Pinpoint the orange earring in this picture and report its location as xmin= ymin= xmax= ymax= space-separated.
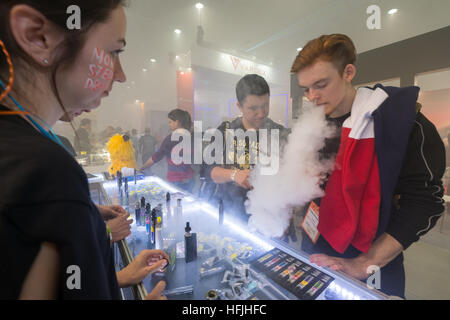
xmin=0 ymin=39 xmax=14 ymax=103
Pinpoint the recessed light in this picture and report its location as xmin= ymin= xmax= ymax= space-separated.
xmin=388 ymin=8 xmax=398 ymax=15
xmin=196 ymin=3 xmax=204 ymax=9
xmin=135 ymin=100 xmax=140 ymax=103
xmin=174 ymin=29 xmax=182 ymax=34
xmin=180 ymin=72 xmax=185 ymax=75
xmin=175 ymin=55 xmax=180 ymax=59
xmin=142 ymin=68 xmax=147 ymax=72
xmin=297 ymin=47 xmax=303 ymax=52
xmin=150 ymin=59 xmax=156 ymax=63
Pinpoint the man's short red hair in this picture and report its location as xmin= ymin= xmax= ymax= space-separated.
xmin=291 ymin=34 xmax=356 ymax=75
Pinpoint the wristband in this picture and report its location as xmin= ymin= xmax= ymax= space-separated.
xmin=106 ymin=225 xmax=112 ymax=243
xmin=230 ymin=169 xmax=238 ymax=182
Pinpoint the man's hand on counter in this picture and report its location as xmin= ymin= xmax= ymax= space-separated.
xmin=309 ymin=233 xmax=404 ymax=281
xmin=309 ymin=254 xmax=370 ymax=280
xmin=116 ymin=250 xmax=170 ymax=288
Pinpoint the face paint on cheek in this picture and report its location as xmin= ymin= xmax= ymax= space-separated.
xmin=84 ymin=47 xmax=115 ymax=92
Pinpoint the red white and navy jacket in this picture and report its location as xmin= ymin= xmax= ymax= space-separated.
xmin=318 ymin=84 xmax=445 ymax=254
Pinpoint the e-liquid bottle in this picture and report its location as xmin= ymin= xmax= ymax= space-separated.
xmin=145 ymin=214 xmax=151 ymax=235
xmin=184 ymin=222 xmax=197 ymax=263
xmin=135 ymin=202 xmax=141 ymax=226
xmin=157 ymin=203 xmax=165 ymax=229
xmin=155 ymin=217 xmax=163 ymax=250
xmin=166 ymin=192 xmax=171 ymax=221
xmin=117 ymin=171 xmax=123 ymax=189
xmin=144 ymin=203 xmax=151 ymax=227
xmin=151 ymin=208 xmax=157 ymax=244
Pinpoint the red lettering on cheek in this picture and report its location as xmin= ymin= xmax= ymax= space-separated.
xmin=89 ymin=64 xmax=97 ymax=77
xmin=85 ymin=78 xmax=94 ymax=89
xmin=94 ymin=80 xmax=103 ymax=91
xmin=86 ymin=48 xmax=116 ymax=92
xmin=103 ymin=54 xmax=113 ymax=69
xmin=93 ymin=48 xmax=104 ymax=65
xmin=101 ymin=68 xmax=114 ymax=81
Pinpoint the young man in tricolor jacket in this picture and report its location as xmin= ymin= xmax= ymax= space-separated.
xmin=291 ymin=34 xmax=445 ymax=298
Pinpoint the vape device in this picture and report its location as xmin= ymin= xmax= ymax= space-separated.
xmin=184 ymin=222 xmax=197 ymax=263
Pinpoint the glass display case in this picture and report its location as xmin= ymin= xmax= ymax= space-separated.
xmin=89 ymin=175 xmax=390 ymax=301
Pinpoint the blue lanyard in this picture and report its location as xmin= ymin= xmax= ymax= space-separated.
xmin=0 ymin=79 xmax=69 ymax=152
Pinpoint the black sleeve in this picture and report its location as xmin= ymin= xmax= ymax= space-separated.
xmin=6 ymin=201 xmax=118 ymax=299
xmin=202 ymin=121 xmax=230 ymax=181
xmin=386 ymin=113 xmax=446 ymax=249
xmin=0 ymin=137 xmax=119 ymax=299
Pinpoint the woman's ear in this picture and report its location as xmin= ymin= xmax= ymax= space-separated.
xmin=9 ymin=5 xmax=65 ymax=67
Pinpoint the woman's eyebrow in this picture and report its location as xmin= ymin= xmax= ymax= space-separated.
xmin=118 ymin=38 xmax=127 ymax=47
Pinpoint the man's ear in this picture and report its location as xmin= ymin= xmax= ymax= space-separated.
xmin=9 ymin=5 xmax=65 ymax=67
xmin=343 ymin=64 xmax=356 ymax=83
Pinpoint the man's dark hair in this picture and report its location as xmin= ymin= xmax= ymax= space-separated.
xmin=236 ymin=74 xmax=270 ymax=105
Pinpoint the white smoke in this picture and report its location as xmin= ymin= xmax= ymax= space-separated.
xmin=246 ymin=103 xmax=337 ymax=238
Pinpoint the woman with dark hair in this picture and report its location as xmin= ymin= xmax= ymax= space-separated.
xmin=0 ymin=1 xmax=168 ymax=299
xmin=141 ymin=109 xmax=195 ymax=193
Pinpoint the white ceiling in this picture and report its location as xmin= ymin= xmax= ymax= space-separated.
xmin=124 ymin=0 xmax=450 ymax=72
xmin=72 ymin=0 xmax=450 ymax=133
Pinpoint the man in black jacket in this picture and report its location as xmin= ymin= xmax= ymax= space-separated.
xmin=202 ymin=74 xmax=290 ymax=223
xmin=74 ymin=118 xmax=92 ymax=157
xmin=291 ymin=34 xmax=445 ymax=298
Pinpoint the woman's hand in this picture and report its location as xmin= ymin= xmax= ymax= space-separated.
xmin=106 ymin=214 xmax=132 ymax=242
xmin=145 ymin=281 xmax=167 ymax=300
xmin=116 ymin=250 xmax=170 ymax=288
xmin=97 ymin=205 xmax=128 ymax=220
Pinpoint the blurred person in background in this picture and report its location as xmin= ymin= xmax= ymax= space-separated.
xmin=140 ymin=109 xmax=195 ymax=192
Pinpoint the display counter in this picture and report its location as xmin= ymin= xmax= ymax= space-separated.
xmin=89 ymin=175 xmax=390 ymax=301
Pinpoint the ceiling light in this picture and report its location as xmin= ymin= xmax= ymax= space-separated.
xmin=150 ymin=59 xmax=156 ymax=63
xmin=388 ymin=8 xmax=398 ymax=15
xmin=175 ymin=55 xmax=180 ymax=59
xmin=195 ymin=3 xmax=204 ymax=9
xmin=180 ymin=72 xmax=185 ymax=75
xmin=174 ymin=29 xmax=182 ymax=34
xmin=142 ymin=68 xmax=147 ymax=72
xmin=297 ymin=47 xmax=303 ymax=52
xmin=135 ymin=100 xmax=140 ymax=103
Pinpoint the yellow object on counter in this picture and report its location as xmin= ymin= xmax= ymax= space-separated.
xmin=106 ymin=134 xmax=137 ymax=176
